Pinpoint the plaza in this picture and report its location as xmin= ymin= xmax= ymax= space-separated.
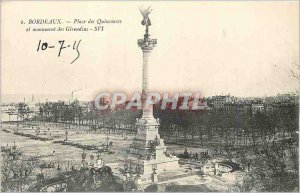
xmin=0 ymin=121 xmax=240 ymax=191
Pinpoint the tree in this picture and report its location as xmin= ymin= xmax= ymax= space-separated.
xmin=1 ymin=146 xmax=39 ymax=192
xmin=66 ymin=167 xmax=122 ymax=192
xmin=17 ymin=103 xmax=29 ymax=121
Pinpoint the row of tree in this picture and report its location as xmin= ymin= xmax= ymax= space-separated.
xmin=18 ymin=99 xmax=298 ymax=146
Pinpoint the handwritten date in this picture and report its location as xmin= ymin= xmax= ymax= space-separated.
xmin=37 ymin=40 xmax=81 ymax=64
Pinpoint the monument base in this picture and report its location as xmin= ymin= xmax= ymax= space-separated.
xmin=120 ymin=116 xmax=179 ymax=186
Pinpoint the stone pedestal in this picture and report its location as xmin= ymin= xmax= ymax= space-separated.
xmin=121 ymin=115 xmax=179 ymax=185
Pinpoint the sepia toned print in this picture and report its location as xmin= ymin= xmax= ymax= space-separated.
xmin=0 ymin=1 xmax=299 ymax=192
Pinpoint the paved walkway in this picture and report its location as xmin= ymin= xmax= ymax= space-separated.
xmin=158 ymin=174 xmax=212 ymax=185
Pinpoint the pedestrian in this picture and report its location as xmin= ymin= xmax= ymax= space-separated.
xmin=184 ymin=148 xmax=189 ymax=158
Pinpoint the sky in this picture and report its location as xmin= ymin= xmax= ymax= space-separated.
xmin=1 ymin=1 xmax=299 ymax=103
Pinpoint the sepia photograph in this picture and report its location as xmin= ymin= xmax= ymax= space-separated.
xmin=0 ymin=1 xmax=299 ymax=192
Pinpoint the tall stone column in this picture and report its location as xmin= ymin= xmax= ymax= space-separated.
xmin=142 ymin=50 xmax=151 ymax=119
xmin=119 ymin=9 xmax=179 ymax=188
xmin=142 ymin=50 xmax=150 ymax=93
xmin=138 ymin=29 xmax=157 ymax=120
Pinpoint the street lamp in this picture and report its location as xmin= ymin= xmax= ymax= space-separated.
xmin=123 ymin=158 xmax=134 ymax=192
xmin=106 ymin=132 xmax=110 ymax=150
xmin=151 ymin=163 xmax=157 ymax=183
xmin=123 ymin=170 xmax=131 ymax=191
xmin=152 ymin=163 xmax=157 ymax=174
xmin=81 ymin=151 xmax=87 ymax=168
xmin=135 ymin=157 xmax=141 ymax=178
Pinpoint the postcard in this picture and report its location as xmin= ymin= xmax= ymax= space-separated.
xmin=0 ymin=1 xmax=299 ymax=192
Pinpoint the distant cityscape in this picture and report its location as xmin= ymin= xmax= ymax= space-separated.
xmin=1 ymin=92 xmax=298 ymax=123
